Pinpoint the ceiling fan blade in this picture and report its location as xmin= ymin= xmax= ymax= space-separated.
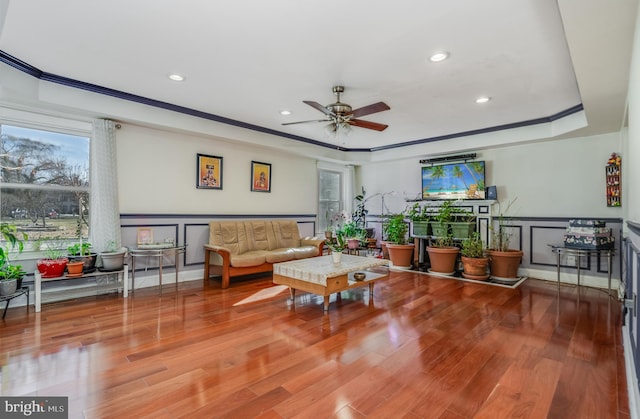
xmin=349 ymin=118 xmax=388 ymax=131
xmin=282 ymin=119 xmax=330 ymax=126
xmin=303 ymin=100 xmax=336 ymax=117
xmin=350 ymin=102 xmax=390 ymax=118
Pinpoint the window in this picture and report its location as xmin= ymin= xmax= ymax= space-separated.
xmin=318 ymin=169 xmax=343 ymax=232
xmin=0 ymin=124 xmax=90 ymax=243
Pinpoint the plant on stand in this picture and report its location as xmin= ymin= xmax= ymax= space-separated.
xmin=487 ymin=198 xmax=523 ymax=279
xmin=36 ymin=239 xmax=69 ymax=278
xmin=404 ymin=202 xmax=431 ymax=236
xmin=341 ymin=220 xmax=366 ymax=250
xmin=0 ymin=223 xmax=27 ymax=296
xmin=384 ymin=214 xmax=414 ymax=269
xmin=430 ymin=200 xmax=454 ymax=238
xmin=460 ymin=232 xmax=489 ymax=280
xmin=98 ymin=240 xmax=128 ymax=271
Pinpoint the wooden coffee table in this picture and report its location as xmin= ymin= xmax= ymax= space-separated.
xmin=273 ymin=254 xmax=389 ymax=311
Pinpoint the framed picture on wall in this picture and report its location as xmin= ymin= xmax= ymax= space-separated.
xmin=251 ymin=161 xmax=271 ymax=192
xmin=197 ymin=153 xmax=223 ymax=189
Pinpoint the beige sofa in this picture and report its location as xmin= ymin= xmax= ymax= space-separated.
xmin=204 ymin=220 xmax=324 ymax=288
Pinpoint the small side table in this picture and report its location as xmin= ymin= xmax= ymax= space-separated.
xmin=130 ymin=245 xmax=187 ymax=292
xmin=1 ymin=286 xmax=29 ymax=319
xmin=549 ymin=244 xmax=614 ymax=293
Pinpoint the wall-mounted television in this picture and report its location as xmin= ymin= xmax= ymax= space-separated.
xmin=421 ymin=161 xmax=486 ymax=200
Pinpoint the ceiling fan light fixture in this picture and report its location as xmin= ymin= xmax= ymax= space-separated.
xmin=429 ymin=51 xmax=449 ymax=62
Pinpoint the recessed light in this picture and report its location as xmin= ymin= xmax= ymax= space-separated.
xmin=168 ymin=74 xmax=185 ymax=81
xmin=429 ymin=51 xmax=449 ymax=62
xmin=475 ymin=96 xmax=491 ymax=104
xmin=280 ymin=110 xmax=291 ymax=116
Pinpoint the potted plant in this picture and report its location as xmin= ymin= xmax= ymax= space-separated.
xmin=404 ymin=202 xmax=430 ymax=236
xmin=341 ymin=220 xmax=365 ymax=249
xmin=426 ymin=232 xmax=460 ymax=275
xmin=0 ymin=223 xmax=27 ymax=295
xmin=460 ymin=232 xmax=489 ymax=280
xmin=487 ymin=199 xmax=523 ymax=279
xmin=384 ymin=214 xmax=413 ymax=269
xmin=430 ymin=200 xmax=454 ymax=238
xmin=68 ymin=241 xmax=98 ymax=273
xmin=98 ymin=240 xmax=128 ymax=271
xmin=450 ymin=207 xmax=476 ymax=239
xmin=327 ymin=227 xmax=346 ymax=263
xmin=36 ymin=240 xmax=69 ymax=278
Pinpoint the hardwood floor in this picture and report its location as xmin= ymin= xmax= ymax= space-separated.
xmin=0 ymin=270 xmax=629 ymax=418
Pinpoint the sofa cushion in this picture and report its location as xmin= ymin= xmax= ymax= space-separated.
xmin=265 ymin=248 xmax=296 ymax=263
xmin=272 ymin=220 xmax=302 ymax=249
xmin=230 ymin=251 xmax=269 ymax=267
xmin=292 ymin=245 xmax=320 ymax=259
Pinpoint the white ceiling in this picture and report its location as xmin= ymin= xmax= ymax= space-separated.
xmin=0 ymin=0 xmax=636 ymax=156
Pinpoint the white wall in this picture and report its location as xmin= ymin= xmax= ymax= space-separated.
xmin=116 ymin=123 xmax=318 ymax=214
xmin=359 ymin=132 xmax=624 ymax=218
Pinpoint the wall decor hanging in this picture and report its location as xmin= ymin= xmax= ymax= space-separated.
xmin=197 ymin=153 xmax=223 ymax=189
xmin=606 ymin=152 xmax=621 ymax=207
xmin=251 ymin=161 xmax=271 ymax=192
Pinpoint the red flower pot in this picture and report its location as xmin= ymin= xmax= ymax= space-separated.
xmin=37 ymin=258 xmax=69 ymax=278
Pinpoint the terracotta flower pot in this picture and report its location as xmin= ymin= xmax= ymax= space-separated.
xmin=487 ymin=249 xmax=523 ymax=278
xmin=427 ymin=246 xmax=460 ymax=274
xmin=66 ymin=261 xmax=84 ymax=277
xmin=461 ymin=256 xmax=490 ymax=280
xmin=387 ymin=244 xmax=414 ymax=269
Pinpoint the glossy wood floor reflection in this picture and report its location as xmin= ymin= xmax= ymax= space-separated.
xmin=0 ymin=271 xmax=629 ymax=419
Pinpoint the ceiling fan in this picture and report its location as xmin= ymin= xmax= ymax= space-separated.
xmin=282 ymin=86 xmax=390 ymax=133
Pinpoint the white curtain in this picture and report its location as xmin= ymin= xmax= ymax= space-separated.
xmin=89 ymin=119 xmax=121 ymax=251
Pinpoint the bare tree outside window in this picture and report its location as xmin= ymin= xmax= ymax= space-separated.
xmin=0 ymin=124 xmax=90 ymax=244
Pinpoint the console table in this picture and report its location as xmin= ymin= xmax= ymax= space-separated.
xmin=1 ymin=286 xmax=29 ymax=318
xmin=34 ymin=266 xmax=128 ymax=312
xmin=129 ymin=244 xmax=187 ymax=292
xmin=549 ymin=245 xmax=614 ymax=293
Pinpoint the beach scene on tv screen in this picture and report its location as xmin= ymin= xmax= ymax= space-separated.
xmin=422 ymin=161 xmax=486 ymax=200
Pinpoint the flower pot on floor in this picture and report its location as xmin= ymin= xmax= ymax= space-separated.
xmin=487 ymin=249 xmax=523 ymax=278
xmin=461 ymin=256 xmax=490 ymax=280
xmin=387 ymin=243 xmax=414 ymax=269
xmin=427 ymin=246 xmax=460 ymax=274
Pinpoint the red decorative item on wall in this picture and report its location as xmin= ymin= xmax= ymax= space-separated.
xmin=606 ymin=153 xmax=621 ymax=207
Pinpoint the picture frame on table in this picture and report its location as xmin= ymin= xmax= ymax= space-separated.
xmin=197 ymin=153 xmax=223 ymax=189
xmin=251 ymin=161 xmax=271 ymax=192
xmin=137 ymin=228 xmax=153 ymax=245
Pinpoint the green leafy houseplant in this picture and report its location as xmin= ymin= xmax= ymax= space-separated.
xmin=0 ymin=222 xmax=28 ymax=288
xmin=461 ymin=232 xmax=485 ymax=258
xmin=460 ymin=232 xmax=489 ymax=279
xmin=68 ymin=242 xmax=92 ymax=256
xmin=384 ymin=214 xmax=408 ymax=245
